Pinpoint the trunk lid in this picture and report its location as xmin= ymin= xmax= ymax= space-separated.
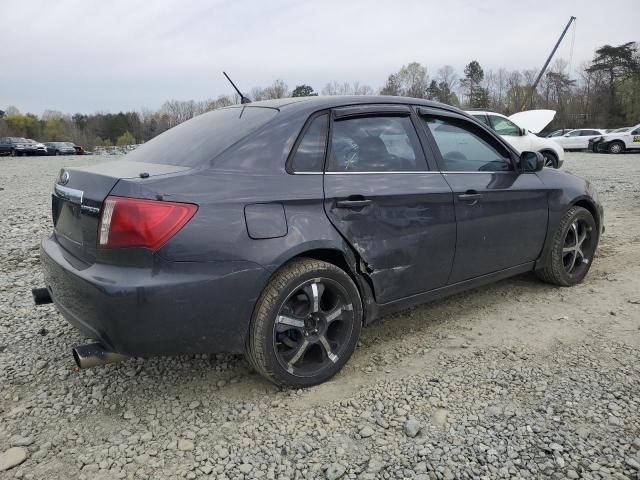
xmin=52 ymin=160 xmax=190 ymax=264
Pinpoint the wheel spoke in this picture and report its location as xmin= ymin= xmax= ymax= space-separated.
xmin=276 ymin=315 xmax=305 ymax=332
xmin=562 ymin=246 xmax=575 ymax=254
xmin=287 ymin=340 xmax=310 ymax=368
xmin=577 ymin=227 xmax=588 ymax=247
xmin=566 ymin=250 xmax=578 ymax=273
xmin=324 ymin=306 xmax=343 ymax=323
xmin=570 ymin=222 xmax=579 ymax=245
xmin=303 ymin=281 xmax=324 ymax=313
xmin=318 ymin=335 xmax=338 ymax=363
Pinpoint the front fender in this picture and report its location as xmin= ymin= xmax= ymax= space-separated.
xmin=535 ymin=168 xmax=603 ymax=269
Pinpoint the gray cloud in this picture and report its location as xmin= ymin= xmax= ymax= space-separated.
xmin=1 ymin=0 xmax=637 ymax=114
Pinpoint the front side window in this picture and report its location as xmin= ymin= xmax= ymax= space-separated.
xmin=328 ymin=115 xmax=424 ymax=172
xmin=290 ymin=114 xmax=328 ymax=172
xmin=421 ymin=116 xmax=513 ymax=172
xmin=488 ymin=115 xmax=521 ymax=136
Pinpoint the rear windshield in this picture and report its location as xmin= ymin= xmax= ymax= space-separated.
xmin=127 ymin=106 xmax=278 ymax=167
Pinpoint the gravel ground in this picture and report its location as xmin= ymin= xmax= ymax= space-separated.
xmin=1 ymin=152 xmax=639 ymax=480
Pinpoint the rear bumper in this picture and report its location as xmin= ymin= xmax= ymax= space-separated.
xmin=40 ymin=235 xmax=266 ymax=356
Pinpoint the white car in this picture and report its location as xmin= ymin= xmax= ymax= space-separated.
xmin=552 ymin=129 xmax=607 ymax=150
xmin=466 ymin=109 xmax=564 ymax=168
xmin=590 ymin=124 xmax=640 ymax=154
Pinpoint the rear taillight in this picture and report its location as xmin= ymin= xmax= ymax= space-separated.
xmin=98 ymin=196 xmax=197 ymax=250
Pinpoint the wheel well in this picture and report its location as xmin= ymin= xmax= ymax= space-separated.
xmin=540 ymin=149 xmax=558 ymax=159
xmin=293 ymin=249 xmax=354 ymax=277
xmin=291 ymin=248 xmax=377 ymax=322
xmin=573 ymin=199 xmax=600 ymax=230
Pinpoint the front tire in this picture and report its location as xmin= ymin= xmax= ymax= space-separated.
xmin=608 ymin=141 xmax=624 ymax=154
xmin=246 ymin=258 xmax=362 ymax=387
xmin=542 ymin=151 xmax=559 ymax=168
xmin=536 ymin=206 xmax=598 ymax=286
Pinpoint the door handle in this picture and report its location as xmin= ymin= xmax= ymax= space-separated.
xmin=458 ymin=190 xmax=483 ymax=204
xmin=335 ymin=198 xmax=372 ymax=209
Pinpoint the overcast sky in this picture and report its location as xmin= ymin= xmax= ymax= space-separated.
xmin=1 ymin=0 xmax=637 ymax=115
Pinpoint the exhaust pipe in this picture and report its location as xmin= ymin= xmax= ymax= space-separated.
xmin=32 ymin=287 xmax=52 ymax=305
xmin=72 ymin=343 xmax=129 ymax=369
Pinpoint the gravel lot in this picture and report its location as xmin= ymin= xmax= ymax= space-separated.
xmin=1 ymin=152 xmax=639 ymax=480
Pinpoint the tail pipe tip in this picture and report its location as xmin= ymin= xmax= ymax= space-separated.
xmin=32 ymin=287 xmax=52 ymax=306
xmin=72 ymin=343 xmax=129 ymax=369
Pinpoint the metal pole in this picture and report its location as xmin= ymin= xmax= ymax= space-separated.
xmin=521 ymin=16 xmax=576 ymax=111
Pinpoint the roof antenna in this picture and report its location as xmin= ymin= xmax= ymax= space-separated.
xmin=223 ymin=72 xmax=251 ymax=104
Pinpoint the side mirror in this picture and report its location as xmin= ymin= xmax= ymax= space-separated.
xmin=520 ymin=151 xmax=544 ymax=172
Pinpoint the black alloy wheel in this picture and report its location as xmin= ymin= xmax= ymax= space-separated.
xmin=246 ymin=258 xmax=362 ymax=387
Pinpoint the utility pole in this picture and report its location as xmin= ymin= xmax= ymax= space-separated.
xmin=521 ymin=16 xmax=576 ymax=111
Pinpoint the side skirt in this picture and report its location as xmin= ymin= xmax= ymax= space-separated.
xmin=365 ymin=262 xmax=536 ymax=324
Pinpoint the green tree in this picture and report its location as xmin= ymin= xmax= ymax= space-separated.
xmin=291 ymin=85 xmax=317 ymax=97
xmin=587 ymin=42 xmax=639 ymax=124
xmin=116 ymin=131 xmax=135 ymax=146
xmin=461 ymin=60 xmax=489 ymax=108
xmin=380 ymin=74 xmax=401 ymax=96
xmin=95 ymin=136 xmax=113 ymax=147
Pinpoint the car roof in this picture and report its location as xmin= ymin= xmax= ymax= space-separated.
xmin=234 ymin=95 xmax=463 ymax=114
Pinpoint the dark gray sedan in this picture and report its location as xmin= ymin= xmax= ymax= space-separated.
xmin=37 ymin=96 xmax=604 ymax=387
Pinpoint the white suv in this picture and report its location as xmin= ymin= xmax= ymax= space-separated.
xmin=466 ymin=110 xmax=565 ymax=168
xmin=553 ymin=129 xmax=607 ymax=150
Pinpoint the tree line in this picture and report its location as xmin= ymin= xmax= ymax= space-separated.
xmin=1 ymin=41 xmax=637 ymax=149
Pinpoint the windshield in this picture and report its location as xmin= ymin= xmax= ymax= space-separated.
xmin=126 ymin=106 xmax=278 ymax=167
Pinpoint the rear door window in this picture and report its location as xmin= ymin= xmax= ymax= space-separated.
xmin=327 ymin=116 xmax=425 ymax=172
xmin=127 ymin=106 xmax=278 ymax=167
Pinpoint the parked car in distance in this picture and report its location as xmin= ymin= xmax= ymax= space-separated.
xmin=73 ymin=145 xmax=88 ymax=155
xmin=38 ymin=96 xmax=604 ymax=387
xmin=605 ymin=127 xmax=632 ymax=133
xmin=466 ymin=110 xmax=564 ymax=168
xmin=552 ymin=129 xmax=607 ymax=151
xmin=0 ymin=137 xmax=39 ymax=156
xmin=546 ymin=128 xmax=575 ymax=138
xmin=26 ymin=139 xmax=48 ymax=155
xmin=589 ymin=124 xmax=640 ymax=153
xmin=44 ymin=142 xmax=77 ymax=156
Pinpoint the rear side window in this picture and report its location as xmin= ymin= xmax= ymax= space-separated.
xmin=328 ymin=116 xmax=425 ymax=172
xmin=127 ymin=106 xmax=278 ymax=167
xmin=290 ymin=114 xmax=328 ymax=172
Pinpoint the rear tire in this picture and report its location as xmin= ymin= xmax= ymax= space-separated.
xmin=246 ymin=258 xmax=362 ymax=387
xmin=536 ymin=206 xmax=598 ymax=287
xmin=608 ymin=141 xmax=624 ymax=154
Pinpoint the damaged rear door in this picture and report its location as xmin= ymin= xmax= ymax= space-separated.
xmin=323 ymin=105 xmax=456 ymax=304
